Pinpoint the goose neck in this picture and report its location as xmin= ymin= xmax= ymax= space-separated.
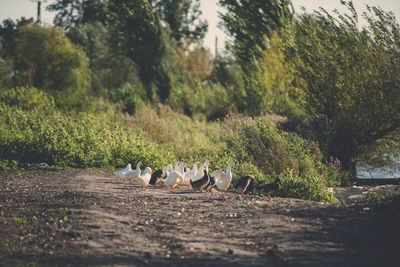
xmin=135 ymin=162 xmax=141 ymax=170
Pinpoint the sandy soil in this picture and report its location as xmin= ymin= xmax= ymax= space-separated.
xmin=0 ymin=169 xmax=399 ymax=266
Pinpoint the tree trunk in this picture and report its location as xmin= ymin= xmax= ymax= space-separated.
xmin=329 ymin=128 xmax=357 ymax=180
xmin=141 ymin=74 xmax=153 ymax=102
xmin=154 ymin=65 xmax=171 ymax=103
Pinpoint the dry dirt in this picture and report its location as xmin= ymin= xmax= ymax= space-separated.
xmin=0 ymin=169 xmax=399 ymax=266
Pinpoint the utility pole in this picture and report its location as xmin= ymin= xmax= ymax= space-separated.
xmin=30 ymin=0 xmax=47 ymax=24
xmin=215 ymin=36 xmax=218 ymax=58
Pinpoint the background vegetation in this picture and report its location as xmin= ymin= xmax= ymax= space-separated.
xmin=1 ymin=0 xmax=399 ymax=202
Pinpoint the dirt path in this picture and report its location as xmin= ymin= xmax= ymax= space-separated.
xmin=0 ymin=170 xmax=399 ymax=266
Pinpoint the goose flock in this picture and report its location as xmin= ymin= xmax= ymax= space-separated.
xmin=114 ymin=160 xmax=281 ymax=198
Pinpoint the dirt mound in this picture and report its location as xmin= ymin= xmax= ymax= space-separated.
xmin=1 ymin=170 xmax=399 ymax=266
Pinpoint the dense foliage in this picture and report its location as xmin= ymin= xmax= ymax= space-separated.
xmin=1 ymin=0 xmax=399 ymax=202
xmin=0 ymin=89 xmax=172 ymax=170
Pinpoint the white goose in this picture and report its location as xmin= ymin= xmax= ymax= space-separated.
xmin=164 ymin=162 xmax=187 ymax=189
xmin=136 ymin=167 xmax=152 ymax=189
xmin=149 ymin=164 xmax=173 ymax=186
xmin=173 ymin=161 xmax=181 ymax=171
xmin=125 ymin=161 xmax=142 ymax=183
xmin=182 ymin=161 xmax=201 ymax=187
xmin=114 ymin=163 xmax=132 ymax=181
xmin=211 ymin=162 xmax=235 ymax=193
xmin=191 ymin=160 xmax=211 ymax=182
xmin=160 ymin=164 xmax=173 ymax=184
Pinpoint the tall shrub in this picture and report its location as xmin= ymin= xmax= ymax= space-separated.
xmin=15 ymin=24 xmax=90 ymax=109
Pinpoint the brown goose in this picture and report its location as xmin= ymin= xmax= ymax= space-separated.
xmin=234 ymin=175 xmax=255 ymax=196
xmin=256 ymin=178 xmax=281 ymax=199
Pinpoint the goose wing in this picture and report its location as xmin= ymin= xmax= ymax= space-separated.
xmin=125 ymin=169 xmax=140 ymax=179
xmin=114 ymin=164 xmax=132 ymax=177
xmin=210 ymin=170 xmax=225 ymax=183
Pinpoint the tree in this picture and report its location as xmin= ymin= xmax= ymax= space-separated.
xmin=175 ymin=41 xmax=213 ymax=87
xmin=0 ymin=17 xmax=34 ymax=59
xmin=107 ymin=0 xmax=165 ymax=102
xmin=48 ymin=0 xmax=208 ymax=44
xmin=66 ymin=21 xmax=143 ymax=97
xmin=0 ymin=47 xmax=13 ymax=88
xmin=153 ymin=0 xmax=208 ymax=43
xmin=15 ymin=24 xmax=90 ymax=108
xmin=286 ymin=1 xmax=400 ymax=176
xmin=238 ymin=33 xmax=302 ymax=116
xmin=218 ymin=0 xmax=296 ymax=116
xmin=218 ymin=0 xmax=294 ymax=70
xmin=47 ymin=0 xmax=107 ymax=29
xmin=48 ymin=0 xmax=203 ymax=103
xmin=210 ymin=53 xmax=243 ymax=90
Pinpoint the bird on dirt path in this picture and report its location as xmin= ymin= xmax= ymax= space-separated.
xmin=256 ymin=178 xmax=281 ymax=199
xmin=126 ymin=161 xmax=142 ymax=184
xmin=234 ymin=175 xmax=255 ymax=196
xmin=137 ymin=167 xmax=152 ymax=189
xmin=191 ymin=169 xmax=210 ymax=193
xmin=183 ymin=161 xmax=201 ymax=186
xmin=205 ymin=175 xmax=216 ymax=192
xmin=191 ymin=160 xmax=211 ymax=182
xmin=114 ymin=163 xmax=132 ymax=181
xmin=164 ymin=163 xmax=187 ymax=189
xmin=211 ymin=162 xmax=235 ymax=193
xmin=149 ymin=164 xmax=173 ymax=186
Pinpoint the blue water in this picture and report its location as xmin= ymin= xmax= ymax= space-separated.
xmin=357 ymin=165 xmax=400 ymax=179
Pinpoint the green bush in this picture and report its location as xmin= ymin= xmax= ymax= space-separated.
xmin=109 ymin=83 xmax=146 ymax=114
xmin=0 ymin=86 xmax=55 ymax=112
xmin=126 ymin=107 xmax=339 ymax=201
xmin=0 ymin=104 xmax=172 ymax=170
xmin=0 ymin=100 xmax=342 ymax=202
xmin=278 ymin=169 xmax=337 ymax=202
xmin=220 ymin=115 xmax=338 ymax=201
xmin=168 ymin=82 xmax=231 ymax=119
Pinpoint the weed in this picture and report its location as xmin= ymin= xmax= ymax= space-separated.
xmin=12 ymin=217 xmax=28 ymax=225
xmin=366 ymin=192 xmax=389 ymax=206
